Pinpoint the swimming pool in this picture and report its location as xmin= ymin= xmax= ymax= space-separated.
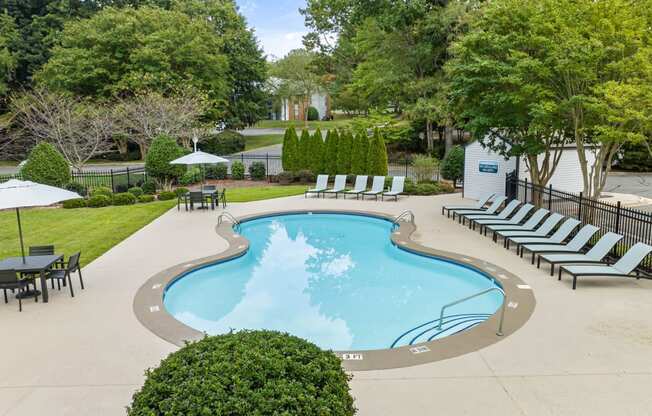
xmin=163 ymin=213 xmax=504 ymax=351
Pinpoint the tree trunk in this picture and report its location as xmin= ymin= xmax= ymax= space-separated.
xmin=138 ymin=143 xmax=148 ymax=160
xmin=426 ymin=119 xmax=434 ymax=153
xmin=444 ymin=127 xmax=454 ymax=156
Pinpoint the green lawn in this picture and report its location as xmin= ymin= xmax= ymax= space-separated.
xmin=226 ymin=185 xmax=307 ymax=202
xmin=244 ymin=134 xmax=284 ymax=151
xmin=254 ymin=118 xmax=353 ymax=130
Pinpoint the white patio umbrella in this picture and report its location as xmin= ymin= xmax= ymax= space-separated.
xmin=0 ymin=179 xmax=81 ymax=263
xmin=170 ymin=150 xmax=229 ymax=166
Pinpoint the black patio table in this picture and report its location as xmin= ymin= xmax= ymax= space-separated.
xmin=179 ymin=190 xmax=225 ymax=211
xmin=0 ymin=254 xmax=62 ymax=303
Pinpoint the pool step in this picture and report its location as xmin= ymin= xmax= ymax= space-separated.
xmin=390 ymin=313 xmax=492 ymax=348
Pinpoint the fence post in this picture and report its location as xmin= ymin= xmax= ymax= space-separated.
xmin=524 ymin=177 xmax=528 ymax=202
xmin=266 ymin=153 xmax=269 ymax=181
xmin=241 ymin=154 xmax=244 ymax=163
xmin=405 ymin=159 xmax=408 ymax=177
xmin=578 ymin=192 xmax=583 ymax=220
xmin=110 ymin=169 xmax=115 ymax=193
xmin=615 ymin=201 xmax=622 ymax=233
xmin=548 ymin=184 xmax=552 ymax=210
xmin=126 ymin=166 xmax=131 ymax=188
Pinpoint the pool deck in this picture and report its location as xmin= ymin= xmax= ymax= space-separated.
xmin=2 ymin=193 xmax=652 ymax=415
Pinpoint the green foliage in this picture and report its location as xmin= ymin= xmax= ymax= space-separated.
xmin=336 ymin=130 xmax=353 ymax=173
xmin=366 ymin=128 xmax=388 ymax=175
xmin=297 ymin=129 xmax=312 ymax=170
xmin=324 ymin=129 xmax=340 ymax=175
xmin=201 ymin=130 xmax=245 ymax=155
xmin=138 ymin=195 xmax=155 ymax=203
xmin=309 ymin=128 xmax=325 ymax=173
xmin=65 ymin=182 xmax=87 ymax=197
xmin=307 ymin=106 xmax=319 ymax=121
xmin=281 ymin=126 xmax=299 ymax=171
xmin=112 ymin=192 xmax=137 ymax=206
xmin=205 ymin=164 xmax=228 ymax=179
xmin=412 ymin=155 xmax=439 ymax=183
xmin=178 ymin=166 xmax=202 ymax=186
xmin=127 ymin=187 xmax=143 ymax=198
xmin=441 ymin=145 xmax=464 ymax=186
xmin=295 ymin=170 xmax=316 ymax=183
xmin=142 ymin=180 xmax=157 ymax=195
xmin=87 ymin=195 xmax=112 ymax=208
xmin=157 ymin=191 xmax=176 ymax=201
xmin=127 ymin=331 xmax=355 ymax=416
xmin=0 ymin=13 xmax=18 ymax=97
xmin=269 ymin=49 xmax=322 ymax=122
xmin=62 ymin=199 xmax=87 ymax=209
xmin=145 ymin=135 xmax=185 ymax=190
xmin=277 ymin=171 xmax=296 ymax=185
xmin=22 ymin=142 xmax=71 ymax=187
xmin=248 ymin=161 xmax=266 ymax=180
xmin=350 ymin=132 xmax=369 ymax=175
xmin=619 ymin=142 xmax=652 ymax=171
xmin=231 ymin=161 xmax=245 ymax=179
xmin=174 ymin=188 xmax=189 ymax=198
xmin=90 ymin=186 xmax=113 ymax=199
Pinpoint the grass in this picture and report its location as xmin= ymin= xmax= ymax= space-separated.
xmin=244 ymin=134 xmax=284 ymax=151
xmin=226 ymin=185 xmax=307 ymax=202
xmin=254 ymin=117 xmax=353 ymax=130
xmin=0 ymin=200 xmax=176 ymax=267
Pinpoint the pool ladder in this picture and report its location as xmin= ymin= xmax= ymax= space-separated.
xmin=437 ymin=287 xmax=506 ymax=336
xmin=218 ymin=211 xmax=240 ymax=230
xmin=392 ymin=210 xmax=415 ymax=228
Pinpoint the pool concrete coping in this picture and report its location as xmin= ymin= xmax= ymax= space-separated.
xmin=133 ymin=209 xmax=536 ymax=371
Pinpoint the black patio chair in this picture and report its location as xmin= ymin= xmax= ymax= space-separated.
xmin=0 ymin=269 xmax=37 ymax=311
xmin=29 ymin=245 xmax=65 ymax=269
xmin=187 ymin=191 xmax=206 ymax=210
xmin=219 ymin=189 xmax=227 ymax=208
xmin=46 ymin=252 xmax=82 ymax=297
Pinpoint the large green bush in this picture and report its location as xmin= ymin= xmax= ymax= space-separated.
xmin=137 ymin=195 xmax=155 ymax=203
xmin=325 ymin=129 xmax=340 ymax=175
xmin=112 ymin=192 xmax=137 ymax=205
xmin=145 ymin=135 xmax=185 ymax=190
xmin=248 ymin=161 xmax=266 ymax=180
xmin=281 ymin=126 xmax=299 ymax=172
xmin=201 ymin=130 xmax=246 ymax=155
xmin=22 ymin=142 xmax=71 ymax=187
xmin=127 ymin=186 xmax=143 ymax=197
xmin=62 ymin=198 xmax=87 ymax=209
xmin=205 ymin=164 xmax=228 ymax=179
xmin=297 ymin=129 xmax=312 ymax=170
xmin=350 ymin=132 xmax=369 ymax=175
xmin=157 ymin=191 xmax=176 ymax=201
xmin=87 ymin=195 xmax=111 ymax=208
xmin=310 ymin=128 xmax=325 ymax=173
xmin=142 ymin=180 xmax=157 ymax=195
xmin=336 ymin=130 xmax=353 ymax=174
xmin=90 ymin=186 xmax=113 ymax=199
xmin=178 ymin=166 xmax=202 ymax=185
xmin=127 ymin=331 xmax=356 ymax=416
xmin=366 ymin=128 xmax=388 ymax=176
xmin=441 ymin=145 xmax=465 ymax=187
xmin=307 ymin=106 xmax=319 ymax=121
xmin=231 ymin=161 xmax=245 ymax=179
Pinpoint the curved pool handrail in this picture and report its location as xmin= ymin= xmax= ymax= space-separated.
xmin=218 ymin=211 xmax=240 ymax=229
xmin=393 ymin=210 xmax=414 ymax=227
xmin=437 ymin=287 xmax=506 ymax=336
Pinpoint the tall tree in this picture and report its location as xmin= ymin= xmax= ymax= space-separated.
xmin=310 ymin=128 xmax=325 ymax=173
xmin=350 ymin=131 xmax=369 ymax=175
xmin=282 ymin=126 xmax=300 ymax=171
xmin=0 ymin=12 xmax=18 ymax=99
xmin=324 ymin=129 xmax=340 ymax=175
xmin=367 ymin=128 xmax=388 ymax=176
xmin=336 ymin=129 xmax=353 ymax=174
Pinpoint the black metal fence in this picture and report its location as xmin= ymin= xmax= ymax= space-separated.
xmin=506 ymin=172 xmax=652 ymax=275
xmin=0 ymin=167 xmax=148 ymax=193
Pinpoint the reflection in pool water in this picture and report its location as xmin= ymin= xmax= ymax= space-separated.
xmin=164 ymin=214 xmax=503 ymax=350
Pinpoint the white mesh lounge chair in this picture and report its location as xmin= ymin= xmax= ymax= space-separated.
xmin=305 ymin=175 xmax=329 ymax=198
xmin=473 ymin=203 xmax=534 ymax=235
xmin=559 ymin=242 xmax=652 ymax=289
xmin=323 ymin=175 xmax=347 ymax=198
xmin=382 ymin=176 xmax=405 ymax=201
xmin=464 ymin=200 xmax=521 ymax=229
xmin=520 ymin=224 xmax=599 ymax=264
xmin=537 ymin=232 xmax=623 ymax=276
xmin=362 ymin=176 xmax=385 ymax=200
xmin=499 ymin=213 xmax=564 ymax=249
xmin=486 ymin=208 xmax=549 ymax=242
xmin=442 ymin=193 xmax=495 ymax=217
xmin=453 ymin=196 xmax=507 ymax=222
xmin=509 ymin=218 xmax=581 ymax=256
xmin=343 ymin=176 xmax=368 ymax=199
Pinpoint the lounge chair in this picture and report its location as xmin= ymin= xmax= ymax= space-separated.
xmin=452 ymin=196 xmax=507 ymax=222
xmin=473 ymin=203 xmax=534 ymax=234
xmin=382 ymin=176 xmax=405 ymax=201
xmin=343 ymin=176 xmax=368 ymax=199
xmin=520 ymin=224 xmax=599 ymax=264
xmin=0 ymin=269 xmax=37 ymax=311
xmin=498 ymin=213 xmax=564 ymax=249
xmin=362 ymin=176 xmax=385 ymax=200
xmin=508 ymin=218 xmax=581 ymax=257
xmin=305 ymin=175 xmax=329 ymax=198
xmin=486 ymin=208 xmax=549 ymax=241
xmin=538 ymin=232 xmax=623 ymax=276
xmin=442 ymin=193 xmax=495 ymax=217
xmin=323 ymin=175 xmax=347 ymax=198
xmin=559 ymin=243 xmax=652 ymax=289
xmin=463 ymin=200 xmax=521 ymax=229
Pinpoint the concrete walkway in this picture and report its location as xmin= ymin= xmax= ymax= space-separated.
xmin=1 ymin=193 xmax=652 ymax=415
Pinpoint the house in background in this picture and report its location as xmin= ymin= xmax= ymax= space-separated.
xmin=280 ymin=91 xmax=331 ymax=121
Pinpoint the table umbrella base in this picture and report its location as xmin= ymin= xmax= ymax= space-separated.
xmin=16 ymin=289 xmax=41 ymax=299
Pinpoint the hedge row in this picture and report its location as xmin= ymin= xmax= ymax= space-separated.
xmin=62 ymin=186 xmax=169 ymax=209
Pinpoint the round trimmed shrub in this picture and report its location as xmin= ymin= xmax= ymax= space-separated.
xmin=201 ymin=130 xmax=245 ymax=155
xmin=128 ymin=187 xmax=143 ymax=198
xmin=248 ymin=161 xmax=266 ymax=181
xmin=206 ymin=164 xmax=227 ymax=179
xmin=87 ymin=195 xmax=111 ymax=208
xmin=142 ymin=180 xmax=156 ymax=195
xmin=127 ymin=331 xmax=355 ymax=416
xmin=112 ymin=192 xmax=137 ymax=205
xmin=277 ymin=171 xmax=295 ymax=185
xmin=65 ymin=181 xmax=87 ymax=197
xmin=22 ymin=142 xmax=71 ymax=187
xmin=174 ymin=187 xmax=189 ymax=198
xmin=90 ymin=186 xmax=113 ymax=199
xmin=296 ymin=169 xmax=315 ymax=184
xmin=145 ymin=135 xmax=185 ymax=189
xmin=157 ymin=191 xmax=176 ymax=201
xmin=62 ymin=198 xmax=87 ymax=209
xmin=307 ymin=106 xmax=319 ymax=121
xmin=231 ymin=161 xmax=245 ymax=180
xmin=138 ymin=195 xmax=155 ymax=203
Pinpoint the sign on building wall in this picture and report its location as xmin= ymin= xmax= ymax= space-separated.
xmin=478 ymin=160 xmax=499 ymax=174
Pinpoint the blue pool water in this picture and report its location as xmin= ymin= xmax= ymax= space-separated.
xmin=164 ymin=213 xmax=503 ymax=351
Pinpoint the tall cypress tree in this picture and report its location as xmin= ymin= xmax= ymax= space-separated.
xmin=298 ymin=129 xmax=312 ymax=170
xmin=281 ymin=127 xmax=291 ymax=171
xmin=284 ymin=126 xmax=299 ymax=171
xmin=367 ymin=128 xmax=388 ymax=175
xmin=336 ymin=130 xmax=353 ymax=174
xmin=325 ymin=129 xmax=340 ymax=175
xmin=350 ymin=131 xmax=370 ymax=175
xmin=310 ymin=128 xmax=325 ymax=174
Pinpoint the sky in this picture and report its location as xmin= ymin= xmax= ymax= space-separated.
xmin=235 ymin=0 xmax=308 ymax=60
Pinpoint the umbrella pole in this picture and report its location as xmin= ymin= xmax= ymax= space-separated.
xmin=16 ymin=208 xmax=26 ymax=263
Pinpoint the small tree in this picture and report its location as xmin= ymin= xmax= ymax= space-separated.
xmin=310 ymin=128 xmax=325 ymax=173
xmin=22 ymin=142 xmax=71 ymax=187
xmin=350 ymin=132 xmax=369 ymax=175
xmin=282 ymin=126 xmax=300 ymax=171
xmin=281 ymin=127 xmax=292 ymax=171
xmin=413 ymin=155 xmax=440 ymax=183
xmin=367 ymin=128 xmax=388 ymax=175
xmin=325 ymin=129 xmax=340 ymax=175
xmin=336 ymin=130 xmax=353 ymax=174
xmin=145 ymin=135 xmax=186 ymax=190
xmin=297 ymin=129 xmax=312 ymax=170
xmin=441 ymin=145 xmax=464 ymax=187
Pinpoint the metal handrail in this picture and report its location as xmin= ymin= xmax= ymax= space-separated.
xmin=218 ymin=211 xmax=240 ymax=228
xmin=393 ymin=210 xmax=415 ymax=227
xmin=437 ymin=287 xmax=506 ymax=336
